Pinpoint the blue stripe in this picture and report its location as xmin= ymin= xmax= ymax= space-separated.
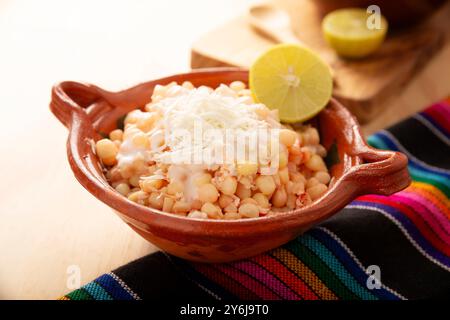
xmin=94 ymin=274 xmax=135 ymax=300
xmin=373 ymin=131 xmax=450 ymax=179
xmin=296 ymin=234 xmax=378 ymax=300
xmin=309 ymin=228 xmax=400 ymax=300
xmin=351 ymin=200 xmax=450 ymax=268
xmin=367 ymin=135 xmax=389 ymax=150
xmin=82 ymin=281 xmax=113 ymax=300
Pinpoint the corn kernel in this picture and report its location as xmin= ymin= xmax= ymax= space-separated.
xmin=272 ymin=187 xmax=287 ymax=208
xmin=148 ymin=192 xmax=164 ymax=209
xmin=252 ymin=193 xmax=270 ymax=208
xmin=280 ymin=129 xmax=297 ymax=147
xmin=239 ymin=203 xmax=259 ymax=218
xmin=314 ymin=171 xmax=331 ymax=184
xmin=96 ymin=139 xmax=118 ymax=165
xmin=109 ymin=129 xmax=123 ymax=141
xmin=236 ymin=183 xmax=252 ymax=200
xmin=218 ymin=194 xmax=234 ymax=208
xmin=307 ymin=184 xmax=328 ymax=201
xmin=137 ymin=113 xmax=158 ymax=132
xmin=224 ymin=203 xmax=238 ymax=213
xmin=305 ymin=154 xmax=327 ymax=172
xmin=194 ymin=173 xmax=212 ymax=187
xmin=103 ymin=157 xmax=117 ymax=167
xmin=201 ymin=202 xmax=223 ymax=219
xmin=218 ymin=176 xmax=237 ymax=195
xmin=241 ymin=198 xmax=258 ymax=206
xmin=167 ymin=180 xmax=184 ymax=195
xmin=140 ymin=178 xmax=164 ymax=192
xmin=278 ymin=167 xmax=289 ymax=184
xmin=182 ymin=81 xmax=195 ymax=90
xmin=229 ymin=81 xmax=246 ymax=92
xmin=173 ymin=200 xmax=191 ymax=213
xmin=304 ymin=127 xmax=320 ymax=145
xmin=198 ymin=183 xmax=219 ymax=203
xmin=224 ymin=212 xmax=241 ymax=220
xmin=292 ymin=181 xmax=305 ymax=195
xmin=115 ymin=183 xmax=130 ymax=196
xmin=187 ymin=210 xmax=208 ymax=219
xmin=190 ymin=199 xmax=203 ymax=210
xmin=306 ymin=177 xmax=320 ymax=189
xmin=128 ymin=190 xmax=148 ymax=203
xmin=132 ymin=132 xmax=150 ymax=148
xmin=255 ymin=175 xmax=276 ymax=195
xmin=287 ymin=193 xmax=297 ymax=209
xmin=279 ymin=151 xmax=288 ymax=169
xmin=162 ymin=197 xmax=174 ymax=212
xmin=238 ymin=89 xmax=252 ymax=97
xmin=237 ymin=163 xmax=258 ymax=176
xmin=129 ymin=175 xmax=140 ymax=187
xmin=124 ymin=111 xmax=141 ymax=125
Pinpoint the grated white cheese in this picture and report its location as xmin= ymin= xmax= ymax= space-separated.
xmin=117 ymin=84 xmax=281 ymax=176
xmin=147 ymin=84 xmax=280 ymax=169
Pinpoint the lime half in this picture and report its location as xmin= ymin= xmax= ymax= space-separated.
xmin=249 ymin=44 xmax=333 ymax=123
xmin=322 ymin=8 xmax=388 ymax=58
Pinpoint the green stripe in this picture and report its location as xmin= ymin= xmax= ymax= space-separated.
xmin=83 ymin=281 xmax=113 ymax=300
xmin=66 ymin=288 xmax=93 ymax=300
xmin=409 ymin=166 xmax=450 ymax=197
xmin=367 ymin=135 xmax=389 ymax=150
xmin=285 ymin=241 xmax=358 ymax=300
xmin=299 ymin=235 xmax=378 ymax=300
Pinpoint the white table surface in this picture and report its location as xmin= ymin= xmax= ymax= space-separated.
xmin=0 ymin=0 xmax=258 ymax=299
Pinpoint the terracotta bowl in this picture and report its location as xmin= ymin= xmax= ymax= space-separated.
xmin=50 ymin=68 xmax=410 ymax=263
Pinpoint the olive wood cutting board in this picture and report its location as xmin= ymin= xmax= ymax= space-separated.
xmin=191 ymin=0 xmax=448 ymax=124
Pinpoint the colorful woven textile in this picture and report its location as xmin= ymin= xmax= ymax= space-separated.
xmin=63 ymin=100 xmax=450 ymax=300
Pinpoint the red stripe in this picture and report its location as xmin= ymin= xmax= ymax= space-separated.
xmin=390 ymin=194 xmax=450 ymax=244
xmin=405 ymin=186 xmax=450 ymax=219
xmin=394 ymin=193 xmax=450 ymax=235
xmin=193 ymin=264 xmax=259 ymax=299
xmin=214 ymin=264 xmax=281 ymax=299
xmin=232 ymin=261 xmax=300 ymax=299
xmin=358 ymin=196 xmax=450 ymax=256
xmin=423 ymin=102 xmax=450 ymax=133
xmin=250 ymin=255 xmax=319 ymax=300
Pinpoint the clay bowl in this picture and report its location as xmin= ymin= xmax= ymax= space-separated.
xmin=50 ymin=68 xmax=410 ymax=263
xmin=312 ymin=0 xmax=448 ymax=28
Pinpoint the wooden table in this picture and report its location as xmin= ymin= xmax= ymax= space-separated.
xmin=191 ymin=0 xmax=450 ymax=135
xmin=0 ymin=0 xmax=259 ymax=299
xmin=0 ymin=0 xmax=449 ymax=300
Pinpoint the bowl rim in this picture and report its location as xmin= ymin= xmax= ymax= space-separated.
xmin=50 ymin=67 xmax=410 ymax=237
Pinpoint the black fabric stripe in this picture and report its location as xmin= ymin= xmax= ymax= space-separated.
xmin=112 ymin=251 xmax=216 ymax=300
xmin=386 ymin=117 xmax=450 ymax=169
xmin=319 ymin=208 xmax=450 ymax=299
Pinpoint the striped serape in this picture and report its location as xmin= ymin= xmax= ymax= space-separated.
xmin=63 ymin=99 xmax=450 ymax=300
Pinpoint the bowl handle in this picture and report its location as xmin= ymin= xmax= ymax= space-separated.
xmin=350 ymin=147 xmax=411 ymax=195
xmin=50 ymin=81 xmax=110 ymax=128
